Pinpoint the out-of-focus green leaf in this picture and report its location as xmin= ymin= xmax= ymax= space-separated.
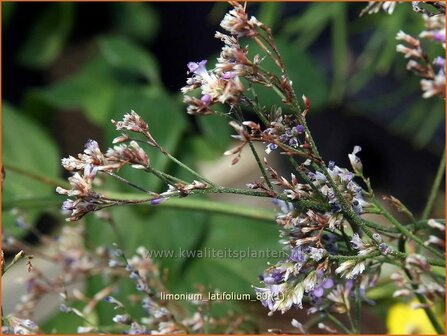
xmin=392 ymin=98 xmax=445 ymax=148
xmin=413 ymin=101 xmax=444 ymax=147
xmin=282 ymin=3 xmax=333 ymax=48
xmin=185 ymin=136 xmax=226 ymax=161
xmin=197 ymin=113 xmax=232 ymax=157
xmin=18 ymin=3 xmax=74 ymax=69
xmin=349 ymin=7 xmax=412 ymax=94
xmin=85 ymin=204 xmax=208 ymax=323
xmin=111 ymin=3 xmax=160 ymax=43
xmin=41 ymin=310 xmax=88 ymax=334
xmin=30 ymin=56 xmax=118 ymax=126
xmin=178 ymin=213 xmax=281 ymax=297
xmin=98 ymin=36 xmax=161 ymax=85
xmin=2 ymin=103 xmax=59 ymax=237
xmin=329 ymin=3 xmax=348 ymax=103
xmin=86 ymin=203 xmax=280 ymax=322
xmin=208 ymin=2 xmax=230 ymax=24
xmin=2 ymin=2 xmax=16 ymax=28
xmin=258 ymin=2 xmax=282 ymax=31
xmin=375 ymin=7 xmax=407 ymax=73
xmin=104 ymin=86 xmax=187 ymax=192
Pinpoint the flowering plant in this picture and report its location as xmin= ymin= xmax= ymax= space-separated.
xmin=2 ymin=2 xmax=445 ymax=334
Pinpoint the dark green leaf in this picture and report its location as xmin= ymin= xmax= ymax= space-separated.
xmin=185 ymin=136 xmax=226 ymax=161
xmin=98 ymin=36 xmax=161 ymax=85
xmin=18 ymin=3 xmax=74 ymax=69
xmin=85 ymin=205 xmax=208 ymax=323
xmin=2 ymin=103 xmax=60 ymax=237
xmin=179 ymin=214 xmax=281 ymax=295
xmin=197 ymin=113 xmax=232 ymax=157
xmin=329 ymin=3 xmax=348 ymax=103
xmin=282 ymin=3 xmax=332 ymax=38
xmin=258 ymin=2 xmax=282 ymax=31
xmin=30 ymin=56 xmax=118 ymax=126
xmin=111 ymin=3 xmax=160 ymax=43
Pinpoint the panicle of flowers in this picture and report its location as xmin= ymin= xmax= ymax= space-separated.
xmin=254 ymin=143 xmax=373 ymax=317
xmin=57 ymin=173 xmax=110 ymax=221
xmin=395 ymin=8 xmax=445 ymax=98
xmin=105 ymin=141 xmax=150 ymax=169
xmin=103 ymin=244 xmax=249 ymax=333
xmin=424 ymin=219 xmax=445 ymax=249
xmin=220 ymin=2 xmax=263 ymax=38
xmin=57 ymin=111 xmax=158 ymax=221
xmin=181 ymin=2 xmax=277 ymax=116
xmin=262 ymin=111 xmax=306 ymax=155
xmin=112 ymin=109 xmax=159 ymax=148
xmin=223 ymin=108 xmax=311 ymax=166
xmin=301 ymin=151 xmax=369 ymax=217
xmin=2 ymin=223 xmax=105 ymax=328
xmin=182 ymin=59 xmax=245 ymax=116
xmin=361 ymin=1 xmax=445 ymax=98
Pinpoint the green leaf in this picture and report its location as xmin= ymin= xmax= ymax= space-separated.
xmin=282 ymin=3 xmax=332 ymax=39
xmin=18 ymin=3 xmax=74 ymax=69
xmin=2 ymin=103 xmax=60 ymax=237
xmin=185 ymin=136 xmax=226 ymax=161
xmin=258 ymin=2 xmax=282 ymax=31
xmin=197 ymin=113 xmax=232 ymax=157
xmin=329 ymin=3 xmax=348 ymax=103
xmin=2 ymin=2 xmax=16 ymax=29
xmin=30 ymin=55 xmax=118 ymax=126
xmin=104 ymin=86 xmax=187 ymax=192
xmin=413 ymin=100 xmax=444 ymax=148
xmin=111 ymin=3 xmax=160 ymax=43
xmin=41 ymin=311 xmax=85 ymax=334
xmin=98 ymin=36 xmax=161 ymax=85
xmin=179 ymin=214 xmax=281 ymax=295
xmin=84 ymin=205 xmax=208 ymax=323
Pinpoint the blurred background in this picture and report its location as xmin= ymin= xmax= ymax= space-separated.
xmin=2 ymin=2 xmax=445 ymax=333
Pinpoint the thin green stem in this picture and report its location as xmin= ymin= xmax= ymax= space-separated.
xmin=326 ymin=312 xmax=352 ymax=334
xmin=328 ymin=250 xmax=444 ymax=267
xmin=346 ymin=310 xmax=356 ymax=334
xmin=398 ymin=230 xmax=445 ymax=334
xmin=145 ymin=166 xmax=187 ymax=186
xmin=329 ymin=251 xmax=380 ymax=262
xmin=141 ymin=194 xmax=277 ymax=222
xmin=4 ymin=163 xmax=68 ymax=188
xmin=422 ymin=148 xmax=445 ymax=220
xmin=408 ymin=280 xmax=445 ymax=335
xmin=162 ymin=151 xmax=217 ymax=187
xmin=3 ymin=164 xmax=324 ymax=223
xmin=354 ymin=285 xmax=361 ymax=334
xmin=247 ymin=140 xmax=275 ymax=190
xmin=364 ymin=218 xmax=445 ymax=234
xmin=253 ymin=36 xmax=283 ymax=71
xmin=108 ymin=217 xmax=125 ymax=249
xmin=263 ymin=49 xmax=384 ymax=244
xmin=340 ymin=224 xmax=354 ymax=253
xmin=374 ymin=201 xmax=445 ymax=259
xmin=103 ymin=171 xmax=156 ymax=195
xmin=234 ymin=105 xmax=274 ymax=190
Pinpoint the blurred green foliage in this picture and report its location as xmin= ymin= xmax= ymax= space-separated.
xmin=2 ymin=2 xmax=444 ymax=332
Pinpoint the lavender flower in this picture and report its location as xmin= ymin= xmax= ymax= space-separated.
xmin=112 ymin=314 xmax=131 ymax=324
